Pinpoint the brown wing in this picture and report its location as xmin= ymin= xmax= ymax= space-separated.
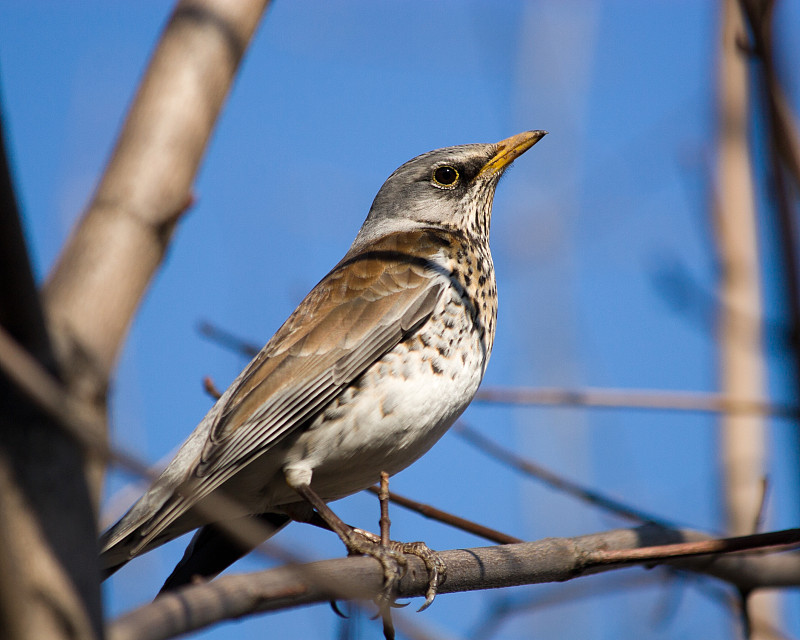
xmin=131 ymin=229 xmax=451 ymax=545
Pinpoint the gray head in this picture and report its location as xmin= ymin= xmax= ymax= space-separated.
xmin=352 ymin=131 xmax=546 ymax=250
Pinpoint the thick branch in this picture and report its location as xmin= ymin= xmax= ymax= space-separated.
xmin=43 ymin=0 xmax=270 ymax=406
xmin=109 ymin=525 xmax=800 ymax=640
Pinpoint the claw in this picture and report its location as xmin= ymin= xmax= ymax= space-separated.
xmin=418 ymin=592 xmax=436 ymax=613
xmin=348 ymin=528 xmax=446 ymax=612
xmin=343 ymin=528 xmax=407 ymax=607
xmin=381 ymin=607 xmax=395 ymax=640
xmin=329 ymin=600 xmax=348 ymax=618
xmin=396 ymin=540 xmax=446 ymax=611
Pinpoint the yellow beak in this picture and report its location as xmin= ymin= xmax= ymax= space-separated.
xmin=479 ymin=130 xmax=547 ymax=177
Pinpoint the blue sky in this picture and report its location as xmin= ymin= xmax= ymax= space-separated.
xmin=2 ymin=1 xmax=799 ymax=638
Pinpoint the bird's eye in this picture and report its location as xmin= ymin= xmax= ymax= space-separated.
xmin=432 ymin=166 xmax=459 ymax=188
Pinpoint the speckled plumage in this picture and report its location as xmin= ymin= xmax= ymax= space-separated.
xmin=100 ymin=131 xmax=545 ymax=589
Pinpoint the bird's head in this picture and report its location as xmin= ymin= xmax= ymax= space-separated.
xmin=354 ymin=130 xmax=546 ymax=248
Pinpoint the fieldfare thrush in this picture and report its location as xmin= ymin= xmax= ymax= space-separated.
xmin=100 ymin=130 xmax=546 ymax=607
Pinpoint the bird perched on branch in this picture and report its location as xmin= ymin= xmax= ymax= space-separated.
xmin=100 ymin=130 xmax=546 ymax=608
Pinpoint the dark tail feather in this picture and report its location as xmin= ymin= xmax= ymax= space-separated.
xmin=158 ymin=513 xmax=290 ymax=594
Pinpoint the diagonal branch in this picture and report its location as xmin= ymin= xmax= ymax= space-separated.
xmin=366 ymin=485 xmax=522 ymax=545
xmin=43 ymin=0 xmax=271 ymax=413
xmin=455 ymin=423 xmax=676 ymax=527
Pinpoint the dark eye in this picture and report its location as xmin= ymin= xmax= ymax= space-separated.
xmin=432 ymin=165 xmax=459 ymax=188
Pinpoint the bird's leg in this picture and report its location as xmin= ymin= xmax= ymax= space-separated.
xmin=352 ymin=473 xmax=446 ymax=612
xmin=379 ymin=471 xmax=391 ymax=546
xmin=286 ymin=473 xmax=445 ymax=613
xmin=295 ymin=505 xmax=445 ymax=609
xmin=377 ymin=472 xmax=395 ymax=637
xmin=372 ymin=472 xmax=445 ymax=611
xmin=287 ymin=478 xmax=407 ymax=607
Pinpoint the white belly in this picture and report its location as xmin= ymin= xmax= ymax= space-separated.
xmin=269 ymin=289 xmax=491 ymax=506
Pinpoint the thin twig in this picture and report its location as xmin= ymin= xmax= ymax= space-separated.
xmin=377 ymin=478 xmax=395 ymax=640
xmin=752 ymin=476 xmax=769 ymax=535
xmin=198 ymin=320 xmax=261 ymax=358
xmin=738 ymin=0 xmax=800 ymax=494
xmin=586 ymin=527 xmax=800 ymax=566
xmin=455 ymin=423 xmax=676 ymax=528
xmin=474 ymin=386 xmax=795 ymax=417
xmin=366 ymin=486 xmax=522 ymax=545
xmin=695 ymin=578 xmax=795 ymax=640
xmin=202 ymin=375 xmax=223 ymax=400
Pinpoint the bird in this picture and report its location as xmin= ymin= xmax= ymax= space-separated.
xmin=100 ymin=130 xmax=546 ymax=606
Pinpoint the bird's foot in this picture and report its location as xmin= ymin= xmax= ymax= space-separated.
xmin=343 ymin=527 xmax=408 ymax=606
xmin=352 ymin=528 xmax=446 ymax=611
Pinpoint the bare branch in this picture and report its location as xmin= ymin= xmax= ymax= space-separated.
xmin=366 ymin=485 xmax=522 ymax=545
xmin=455 ymin=423 xmax=674 ymax=527
xmin=726 ymin=2 xmax=794 ymax=634
xmin=108 ymin=525 xmax=800 ymax=640
xmin=198 ymin=320 xmax=261 ymax=358
xmin=587 ymin=528 xmax=800 ymax=566
xmin=474 ymin=386 xmax=795 ymax=418
xmin=43 ymin=0 xmax=270 ymax=406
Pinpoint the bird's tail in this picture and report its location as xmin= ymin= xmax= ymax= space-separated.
xmin=99 ymin=481 xmax=188 ymax=578
xmin=158 ymin=513 xmax=290 ymax=592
